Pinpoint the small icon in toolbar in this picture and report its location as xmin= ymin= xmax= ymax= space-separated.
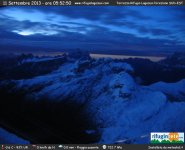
xmin=102 ymin=145 xmax=106 ymax=149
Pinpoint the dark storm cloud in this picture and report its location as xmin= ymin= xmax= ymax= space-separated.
xmin=0 ymin=6 xmax=185 ymax=56
xmin=20 ymin=6 xmax=151 ymax=21
xmin=171 ymin=7 xmax=185 ymax=19
xmin=0 ymin=14 xmax=94 ymax=36
xmin=0 ymin=7 xmax=172 ymax=36
xmin=169 ymin=7 xmax=185 ymax=37
xmin=1 ymin=22 xmax=182 ymax=54
xmin=0 ymin=30 xmax=23 ymax=39
xmin=137 ymin=26 xmax=172 ymax=36
xmin=0 ymin=15 xmax=45 ymax=31
xmin=102 ymin=19 xmax=138 ymax=28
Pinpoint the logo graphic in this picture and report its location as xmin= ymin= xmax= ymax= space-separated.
xmin=151 ymin=132 xmax=184 ymax=143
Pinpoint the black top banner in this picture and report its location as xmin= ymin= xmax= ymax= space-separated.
xmin=0 ymin=0 xmax=185 ymax=6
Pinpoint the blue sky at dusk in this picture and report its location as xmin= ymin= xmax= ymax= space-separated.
xmin=0 ymin=6 xmax=185 ymax=56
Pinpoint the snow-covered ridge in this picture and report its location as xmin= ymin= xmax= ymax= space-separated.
xmin=0 ymin=128 xmax=30 ymax=144
xmin=19 ymin=56 xmax=65 ymax=65
xmin=1 ymin=58 xmax=185 ymax=144
xmin=149 ymin=79 xmax=185 ymax=102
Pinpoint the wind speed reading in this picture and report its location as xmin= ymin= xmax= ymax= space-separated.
xmin=5 ymin=1 xmax=72 ymax=6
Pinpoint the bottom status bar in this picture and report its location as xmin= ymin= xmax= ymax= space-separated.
xmin=1 ymin=144 xmax=184 ymax=150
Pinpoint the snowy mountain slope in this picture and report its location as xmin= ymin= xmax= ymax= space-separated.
xmin=1 ymin=58 xmax=185 ymax=144
xmin=20 ymin=57 xmax=63 ymax=64
xmin=148 ymin=79 xmax=185 ymax=102
xmin=16 ymin=53 xmax=65 ymax=65
xmin=160 ymin=52 xmax=185 ymax=67
xmin=0 ymin=128 xmax=30 ymax=144
xmin=10 ymin=59 xmax=134 ymax=102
